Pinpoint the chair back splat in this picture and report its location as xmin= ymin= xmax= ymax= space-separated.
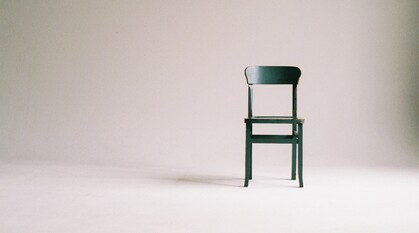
xmin=245 ymin=66 xmax=301 ymax=85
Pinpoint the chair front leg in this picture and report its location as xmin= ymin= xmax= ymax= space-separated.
xmin=298 ymin=123 xmax=303 ymax=188
xmin=249 ymin=125 xmax=253 ymax=180
xmin=291 ymin=143 xmax=296 ymax=180
xmin=244 ymin=123 xmax=251 ymax=187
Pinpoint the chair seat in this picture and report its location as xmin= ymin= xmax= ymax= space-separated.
xmin=245 ymin=116 xmax=304 ymax=124
xmin=251 ymin=134 xmax=297 ymax=144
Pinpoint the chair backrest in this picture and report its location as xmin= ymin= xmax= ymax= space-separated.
xmin=245 ymin=66 xmax=301 ymax=85
xmin=245 ymin=66 xmax=301 ymax=120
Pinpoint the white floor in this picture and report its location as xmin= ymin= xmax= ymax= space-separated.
xmin=1 ymin=162 xmax=418 ymax=233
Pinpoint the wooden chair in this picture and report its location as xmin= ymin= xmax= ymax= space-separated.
xmin=244 ymin=66 xmax=305 ymax=187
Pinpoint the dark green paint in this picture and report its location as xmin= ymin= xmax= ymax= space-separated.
xmin=244 ymin=66 xmax=305 ymax=188
xmin=245 ymin=66 xmax=301 ymax=85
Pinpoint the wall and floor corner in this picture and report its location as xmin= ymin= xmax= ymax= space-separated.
xmin=1 ymin=1 xmax=418 ymax=232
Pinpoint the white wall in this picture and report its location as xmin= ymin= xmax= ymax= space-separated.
xmin=1 ymin=0 xmax=418 ymax=170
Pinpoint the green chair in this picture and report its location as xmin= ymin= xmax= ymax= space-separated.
xmin=244 ymin=66 xmax=304 ymax=187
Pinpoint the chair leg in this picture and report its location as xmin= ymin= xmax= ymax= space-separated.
xmin=244 ymin=124 xmax=251 ymax=187
xmin=291 ymin=143 xmax=296 ymax=180
xmin=298 ymin=124 xmax=304 ymax=188
xmin=249 ymin=137 xmax=252 ymax=180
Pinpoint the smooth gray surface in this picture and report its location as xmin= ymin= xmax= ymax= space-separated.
xmin=1 ymin=162 xmax=419 ymax=233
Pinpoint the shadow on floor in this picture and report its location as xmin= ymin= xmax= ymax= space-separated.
xmin=153 ymin=174 xmax=243 ymax=187
xmin=152 ymin=174 xmax=298 ymax=188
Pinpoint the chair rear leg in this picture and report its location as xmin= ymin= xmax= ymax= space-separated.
xmin=298 ymin=124 xmax=304 ymax=188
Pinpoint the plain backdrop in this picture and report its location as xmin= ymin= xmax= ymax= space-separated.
xmin=1 ymin=1 xmax=419 ymax=233
xmin=1 ymin=0 xmax=418 ymax=171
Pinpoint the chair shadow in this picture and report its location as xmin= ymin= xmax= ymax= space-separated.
xmin=153 ymin=174 xmax=299 ymax=188
xmin=155 ymin=174 xmax=243 ymax=187
xmin=256 ymin=175 xmax=292 ymax=181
